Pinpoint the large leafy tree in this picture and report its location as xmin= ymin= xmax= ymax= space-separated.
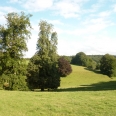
xmin=100 ymin=54 xmax=116 ymax=77
xmin=27 ymin=20 xmax=60 ymax=91
xmin=71 ymin=52 xmax=87 ymax=66
xmin=0 ymin=12 xmax=32 ymax=90
xmin=71 ymin=52 xmax=96 ymax=69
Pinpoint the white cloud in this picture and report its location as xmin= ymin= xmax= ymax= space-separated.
xmin=83 ymin=11 xmax=112 ymax=25
xmin=58 ymin=39 xmax=80 ymax=55
xmin=0 ymin=6 xmax=19 ymax=13
xmin=73 ymin=10 xmax=113 ymax=36
xmin=58 ymin=34 xmax=116 ymax=56
xmin=53 ymin=0 xmax=81 ymax=18
xmin=99 ymin=11 xmax=111 ymax=17
xmin=48 ymin=15 xmax=112 ymax=37
xmin=23 ymin=0 xmax=53 ymax=12
xmin=9 ymin=0 xmax=20 ymax=3
xmin=84 ymin=35 xmax=116 ymax=55
xmin=65 ymin=21 xmax=109 ymax=36
xmin=47 ymin=19 xmax=64 ymax=25
xmin=113 ymin=4 xmax=116 ymax=12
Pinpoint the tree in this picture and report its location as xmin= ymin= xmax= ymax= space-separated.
xmin=100 ymin=54 xmax=116 ymax=77
xmin=85 ymin=57 xmax=97 ymax=70
xmin=27 ymin=20 xmax=60 ymax=91
xmin=110 ymin=59 xmax=116 ymax=77
xmin=58 ymin=57 xmax=72 ymax=77
xmin=26 ymin=54 xmax=40 ymax=90
xmin=71 ymin=52 xmax=87 ymax=66
xmin=59 ymin=55 xmax=72 ymax=63
xmin=71 ymin=52 xmax=97 ymax=69
xmin=0 ymin=12 xmax=32 ymax=90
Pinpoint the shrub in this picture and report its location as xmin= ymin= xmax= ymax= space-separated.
xmin=58 ymin=57 xmax=72 ymax=77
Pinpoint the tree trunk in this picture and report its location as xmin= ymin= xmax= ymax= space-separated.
xmin=41 ymin=88 xmax=44 ymax=91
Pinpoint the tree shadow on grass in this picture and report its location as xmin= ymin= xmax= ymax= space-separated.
xmin=84 ymin=67 xmax=102 ymax=75
xmin=56 ymin=81 xmax=116 ymax=92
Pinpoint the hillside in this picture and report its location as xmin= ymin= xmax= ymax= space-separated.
xmin=59 ymin=65 xmax=116 ymax=91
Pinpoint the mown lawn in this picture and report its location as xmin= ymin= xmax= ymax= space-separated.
xmin=0 ymin=65 xmax=116 ymax=116
xmin=59 ymin=65 xmax=116 ymax=91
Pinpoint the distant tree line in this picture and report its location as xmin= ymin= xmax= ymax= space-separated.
xmin=0 ymin=12 xmax=72 ymax=91
xmin=71 ymin=52 xmax=97 ymax=70
xmin=70 ymin=52 xmax=116 ymax=77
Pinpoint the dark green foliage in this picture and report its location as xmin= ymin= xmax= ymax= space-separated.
xmin=88 ymin=55 xmax=103 ymax=63
xmin=110 ymin=59 xmax=116 ymax=77
xmin=38 ymin=62 xmax=60 ymax=90
xmin=0 ymin=12 xmax=32 ymax=90
xmin=96 ymin=63 xmax=100 ymax=70
xmin=85 ymin=57 xmax=97 ymax=70
xmin=88 ymin=55 xmax=103 ymax=70
xmin=26 ymin=54 xmax=40 ymax=90
xmin=71 ymin=52 xmax=87 ymax=66
xmin=0 ymin=52 xmax=2 ymax=75
xmin=59 ymin=55 xmax=72 ymax=63
xmin=100 ymin=54 xmax=116 ymax=77
xmin=58 ymin=57 xmax=72 ymax=77
xmin=71 ymin=52 xmax=96 ymax=69
xmin=27 ymin=20 xmax=60 ymax=91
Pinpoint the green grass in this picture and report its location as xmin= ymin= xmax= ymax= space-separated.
xmin=0 ymin=65 xmax=116 ymax=116
xmin=59 ymin=65 xmax=116 ymax=90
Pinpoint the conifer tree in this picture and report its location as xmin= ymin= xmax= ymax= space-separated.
xmin=27 ymin=20 xmax=60 ymax=91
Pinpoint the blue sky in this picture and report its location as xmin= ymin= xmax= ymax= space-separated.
xmin=0 ymin=0 xmax=116 ymax=58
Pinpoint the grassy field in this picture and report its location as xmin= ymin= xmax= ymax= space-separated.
xmin=0 ymin=65 xmax=116 ymax=116
xmin=59 ymin=65 xmax=116 ymax=91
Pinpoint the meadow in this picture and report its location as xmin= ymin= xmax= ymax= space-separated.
xmin=0 ymin=65 xmax=116 ymax=116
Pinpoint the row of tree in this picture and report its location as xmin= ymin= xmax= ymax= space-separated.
xmin=71 ymin=52 xmax=116 ymax=77
xmin=0 ymin=12 xmax=72 ymax=91
xmin=71 ymin=52 xmax=97 ymax=70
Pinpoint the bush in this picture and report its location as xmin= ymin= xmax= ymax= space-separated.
xmin=58 ymin=57 xmax=72 ymax=77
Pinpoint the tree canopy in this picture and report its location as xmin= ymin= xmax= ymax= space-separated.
xmin=71 ymin=52 xmax=96 ymax=69
xmin=0 ymin=12 xmax=32 ymax=90
xmin=58 ymin=57 xmax=72 ymax=77
xmin=100 ymin=54 xmax=116 ymax=77
xmin=27 ymin=20 xmax=60 ymax=91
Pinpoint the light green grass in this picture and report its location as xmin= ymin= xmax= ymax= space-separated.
xmin=0 ymin=90 xmax=116 ymax=116
xmin=0 ymin=65 xmax=116 ymax=116
xmin=59 ymin=65 xmax=116 ymax=89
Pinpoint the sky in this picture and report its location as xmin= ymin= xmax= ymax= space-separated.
xmin=0 ymin=0 xmax=116 ymax=58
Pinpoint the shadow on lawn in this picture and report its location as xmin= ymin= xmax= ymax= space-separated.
xmin=57 ymin=81 xmax=116 ymax=92
xmin=84 ymin=67 xmax=102 ymax=75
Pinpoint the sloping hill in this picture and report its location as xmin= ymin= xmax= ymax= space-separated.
xmin=59 ymin=65 xmax=116 ymax=91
